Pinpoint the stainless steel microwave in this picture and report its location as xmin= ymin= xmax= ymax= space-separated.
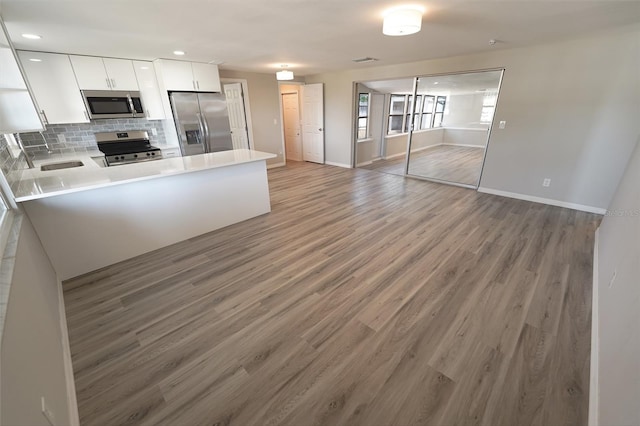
xmin=81 ymin=90 xmax=144 ymax=120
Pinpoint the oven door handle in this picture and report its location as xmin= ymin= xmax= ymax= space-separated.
xmin=196 ymin=112 xmax=206 ymax=151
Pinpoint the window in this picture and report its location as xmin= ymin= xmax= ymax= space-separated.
xmin=357 ymin=93 xmax=370 ymax=139
xmin=480 ymin=92 xmax=497 ymax=123
xmin=387 ymin=93 xmax=447 ymax=134
xmin=404 ymin=95 xmax=422 ymax=133
xmin=420 ymin=95 xmax=434 ymax=129
xmin=433 ymin=96 xmax=446 ymax=128
xmin=388 ymin=94 xmax=406 ymax=134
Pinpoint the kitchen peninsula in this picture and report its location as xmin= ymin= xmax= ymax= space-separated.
xmin=13 ymin=149 xmax=275 ymax=280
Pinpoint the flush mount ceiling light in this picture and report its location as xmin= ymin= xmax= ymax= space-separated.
xmin=173 ymin=50 xmax=185 ymax=56
xmin=22 ymin=33 xmax=42 ymax=40
xmin=382 ymin=6 xmax=424 ymax=36
xmin=29 ymin=58 xmax=42 ymax=62
xmin=276 ymin=65 xmax=294 ymax=81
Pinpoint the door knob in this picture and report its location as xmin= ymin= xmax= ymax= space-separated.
xmin=319 ymin=128 xmax=323 ymax=131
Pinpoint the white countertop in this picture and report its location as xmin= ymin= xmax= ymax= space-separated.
xmin=12 ymin=149 xmax=276 ymax=202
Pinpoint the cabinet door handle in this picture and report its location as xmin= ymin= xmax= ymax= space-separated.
xmin=196 ymin=81 xmax=200 ymax=90
xmin=192 ymin=81 xmax=196 ymax=90
xmin=105 ymin=78 xmax=111 ymax=89
xmin=40 ymin=110 xmax=49 ymax=124
xmin=111 ymin=78 xmax=116 ymax=88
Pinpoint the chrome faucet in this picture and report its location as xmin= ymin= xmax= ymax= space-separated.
xmin=14 ymin=132 xmax=52 ymax=169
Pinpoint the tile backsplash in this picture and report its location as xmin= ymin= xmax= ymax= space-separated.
xmin=0 ymin=135 xmax=26 ymax=178
xmin=19 ymin=118 xmax=167 ymax=158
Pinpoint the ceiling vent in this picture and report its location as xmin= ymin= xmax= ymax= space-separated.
xmin=352 ymin=57 xmax=379 ymax=64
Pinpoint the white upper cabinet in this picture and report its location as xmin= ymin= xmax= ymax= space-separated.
xmin=103 ymin=58 xmax=139 ymax=90
xmin=191 ymin=62 xmax=220 ymax=92
xmin=157 ymin=60 xmax=194 ymax=91
xmin=70 ymin=55 xmax=139 ymax=91
xmin=132 ymin=60 xmax=165 ymax=120
xmin=18 ymin=51 xmax=89 ymax=124
xmin=155 ymin=59 xmax=221 ymax=92
xmin=0 ymin=19 xmax=43 ymax=133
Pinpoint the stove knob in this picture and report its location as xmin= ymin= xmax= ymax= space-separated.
xmin=114 ymin=156 xmax=119 ymax=160
xmin=147 ymin=152 xmax=151 ymax=156
xmin=151 ymin=152 xmax=156 ymax=156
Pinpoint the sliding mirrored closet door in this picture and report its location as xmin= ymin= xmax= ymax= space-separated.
xmin=406 ymin=70 xmax=503 ymax=187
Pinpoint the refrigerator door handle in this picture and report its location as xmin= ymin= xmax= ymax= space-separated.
xmin=201 ymin=113 xmax=211 ymax=150
xmin=196 ymin=112 xmax=207 ymax=151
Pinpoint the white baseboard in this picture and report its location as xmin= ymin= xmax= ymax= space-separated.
xmin=589 ymin=227 xmax=600 ymax=426
xmin=57 ymin=278 xmax=79 ymax=426
xmin=325 ymin=161 xmax=352 ymax=169
xmin=267 ymin=162 xmax=286 ymax=169
xmin=477 ymin=187 xmax=606 ymax=214
xmin=383 ymin=152 xmax=406 ymax=160
xmin=441 ymin=143 xmax=486 ymax=149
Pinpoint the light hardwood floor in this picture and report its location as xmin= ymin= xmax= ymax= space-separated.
xmin=361 ymin=145 xmax=485 ymax=185
xmin=63 ymin=161 xmax=599 ymax=425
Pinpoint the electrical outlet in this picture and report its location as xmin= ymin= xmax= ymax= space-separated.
xmin=499 ymin=120 xmax=506 ymax=129
xmin=57 ymin=134 xmax=66 ymax=144
xmin=543 ymin=178 xmax=551 ymax=187
xmin=41 ymin=397 xmax=55 ymax=426
xmin=273 ymin=118 xmax=278 ymax=125
xmin=151 ymin=128 xmax=157 ymax=136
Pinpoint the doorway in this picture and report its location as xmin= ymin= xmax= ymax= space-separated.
xmin=282 ymin=92 xmax=302 ymax=161
xmin=223 ymin=82 xmax=250 ymax=149
xmin=220 ymin=78 xmax=255 ymax=150
xmin=279 ymin=83 xmax=325 ymax=164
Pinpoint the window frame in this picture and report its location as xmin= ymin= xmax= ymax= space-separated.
xmin=387 ymin=93 xmax=448 ymax=134
xmin=357 ymin=92 xmax=370 ymax=140
xmin=387 ymin=94 xmax=407 ymax=135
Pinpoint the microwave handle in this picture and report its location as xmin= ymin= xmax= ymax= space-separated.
xmin=127 ymin=95 xmax=136 ymax=117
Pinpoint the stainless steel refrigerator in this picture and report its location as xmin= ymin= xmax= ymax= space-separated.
xmin=169 ymin=92 xmax=233 ymax=156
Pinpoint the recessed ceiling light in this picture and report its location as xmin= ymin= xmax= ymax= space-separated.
xmin=29 ymin=58 xmax=42 ymax=62
xmin=433 ymin=81 xmax=439 ymax=85
xmin=173 ymin=50 xmax=185 ymax=56
xmin=140 ymin=66 xmax=149 ymax=70
xmin=22 ymin=33 xmax=42 ymax=40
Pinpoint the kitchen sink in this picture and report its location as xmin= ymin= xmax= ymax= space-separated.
xmin=40 ymin=161 xmax=84 ymax=171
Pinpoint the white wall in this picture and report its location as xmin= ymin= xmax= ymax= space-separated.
xmin=442 ymin=128 xmax=489 ymax=148
xmin=1 ymin=215 xmax=76 ymax=426
xmin=595 ymin=138 xmax=640 ymax=426
xmin=305 ymin=24 xmax=640 ymax=211
xmin=442 ymin=93 xmax=489 ymax=129
xmin=219 ymin=70 xmax=285 ymax=166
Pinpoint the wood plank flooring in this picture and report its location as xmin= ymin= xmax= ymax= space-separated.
xmin=63 ymin=161 xmax=600 ymax=426
xmin=361 ymin=145 xmax=485 ymax=185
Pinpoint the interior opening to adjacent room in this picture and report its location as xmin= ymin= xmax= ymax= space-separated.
xmin=354 ymin=69 xmax=504 ymax=189
xmin=278 ymin=82 xmax=325 ymax=164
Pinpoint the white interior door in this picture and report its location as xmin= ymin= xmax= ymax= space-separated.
xmin=282 ymin=92 xmax=302 ymax=161
xmin=223 ymin=83 xmax=250 ymax=149
xmin=302 ymin=83 xmax=324 ymax=163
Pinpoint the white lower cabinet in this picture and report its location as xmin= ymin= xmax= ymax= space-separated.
xmin=18 ymin=51 xmax=89 ymax=124
xmin=161 ymin=147 xmax=181 ymax=158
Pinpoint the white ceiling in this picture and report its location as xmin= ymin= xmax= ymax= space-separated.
xmin=1 ymin=0 xmax=639 ymax=76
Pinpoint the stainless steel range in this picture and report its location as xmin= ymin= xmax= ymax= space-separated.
xmin=96 ymin=131 xmax=163 ymax=166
